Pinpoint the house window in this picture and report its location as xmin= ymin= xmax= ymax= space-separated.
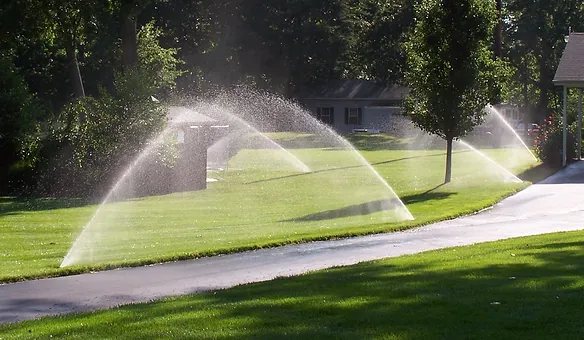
xmin=344 ymin=108 xmax=363 ymax=125
xmin=316 ymin=107 xmax=335 ymax=125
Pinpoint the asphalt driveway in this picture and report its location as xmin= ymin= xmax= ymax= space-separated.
xmin=2 ymin=161 xmax=584 ymax=324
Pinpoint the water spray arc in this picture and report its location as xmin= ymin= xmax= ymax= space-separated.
xmin=457 ymin=140 xmax=523 ymax=183
xmin=214 ymin=108 xmax=312 ymax=173
xmin=60 ymin=129 xmax=174 ymax=267
xmin=60 ymin=95 xmax=413 ymax=268
xmin=486 ymin=105 xmax=537 ymax=162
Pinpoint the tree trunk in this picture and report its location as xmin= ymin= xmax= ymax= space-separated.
xmin=66 ymin=42 xmax=85 ymax=99
xmin=445 ymin=136 xmax=453 ymax=183
xmin=66 ymin=40 xmax=86 ymax=123
xmin=121 ymin=7 xmax=138 ymax=70
xmin=522 ymin=53 xmax=529 ymax=137
xmin=537 ymin=44 xmax=550 ymax=118
xmin=494 ymin=0 xmax=503 ymax=58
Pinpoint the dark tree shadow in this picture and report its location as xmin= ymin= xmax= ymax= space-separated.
xmin=343 ymin=134 xmax=411 ymax=151
xmin=537 ymin=161 xmax=584 ymax=184
xmin=516 ymin=163 xmax=561 ymax=183
xmin=0 ymin=196 xmax=94 ymax=217
xmin=249 ymin=134 xmax=340 ymax=149
xmin=6 ymin=236 xmax=584 ymax=339
xmin=245 ymin=151 xmax=466 ymax=185
xmin=283 ymin=190 xmax=453 ymax=223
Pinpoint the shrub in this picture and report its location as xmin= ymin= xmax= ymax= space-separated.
xmin=0 ymin=53 xmax=44 ymax=194
xmin=30 ymin=22 xmax=183 ymax=198
xmin=533 ymin=114 xmax=577 ymax=167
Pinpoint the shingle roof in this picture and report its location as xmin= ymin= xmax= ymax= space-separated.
xmin=553 ymin=32 xmax=584 ymax=86
xmin=302 ymin=80 xmax=410 ymax=100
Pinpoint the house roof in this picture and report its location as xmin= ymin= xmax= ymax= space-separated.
xmin=302 ymin=80 xmax=410 ymax=100
xmin=553 ymin=32 xmax=584 ymax=87
xmin=167 ymin=106 xmax=218 ymax=125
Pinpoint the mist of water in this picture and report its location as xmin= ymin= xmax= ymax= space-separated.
xmin=61 ymin=129 xmax=175 ymax=267
xmin=60 ymin=90 xmax=413 ymax=267
xmin=485 ymin=105 xmax=537 ymax=161
xmin=457 ymin=140 xmax=523 ymax=183
xmin=206 ymin=105 xmax=311 ymax=173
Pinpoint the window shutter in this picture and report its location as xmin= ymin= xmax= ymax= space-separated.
xmin=316 ymin=107 xmax=321 ymax=120
xmin=345 ymin=108 xmax=349 ymax=125
xmin=358 ymin=108 xmax=363 ymax=125
xmin=330 ymin=107 xmax=335 ymax=125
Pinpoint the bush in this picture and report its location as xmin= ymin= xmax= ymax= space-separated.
xmin=36 ymin=72 xmax=176 ymax=198
xmin=533 ymin=114 xmax=578 ymax=167
xmin=30 ymin=22 xmax=183 ymax=198
xmin=0 ymin=53 xmax=44 ymax=194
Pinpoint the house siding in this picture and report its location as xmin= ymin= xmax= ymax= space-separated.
xmin=303 ymin=99 xmax=403 ymax=133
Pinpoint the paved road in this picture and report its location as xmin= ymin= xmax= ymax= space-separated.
xmin=2 ymin=162 xmax=584 ymax=324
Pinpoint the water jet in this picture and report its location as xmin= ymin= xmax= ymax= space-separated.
xmin=61 ymin=92 xmax=413 ymax=268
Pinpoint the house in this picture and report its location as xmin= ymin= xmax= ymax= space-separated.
xmin=553 ymin=31 xmax=584 ymax=166
xmin=301 ymin=80 xmax=410 ymax=133
xmin=493 ymin=103 xmax=522 ymax=127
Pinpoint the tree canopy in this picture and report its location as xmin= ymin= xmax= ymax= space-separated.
xmin=1 ymin=0 xmax=583 ymax=194
xmin=404 ymin=0 xmax=506 ymax=183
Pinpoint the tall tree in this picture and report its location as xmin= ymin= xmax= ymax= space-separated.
xmin=120 ymin=1 xmax=141 ymax=70
xmin=404 ymin=0 xmax=504 ymax=183
xmin=505 ymin=0 xmax=584 ymax=118
xmin=494 ymin=0 xmax=503 ymax=58
xmin=348 ymin=0 xmax=414 ymax=84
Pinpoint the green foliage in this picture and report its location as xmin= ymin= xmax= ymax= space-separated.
xmin=0 ymin=53 xmax=43 ymax=169
xmin=36 ymin=22 xmax=182 ymax=197
xmin=504 ymin=0 xmax=584 ymax=115
xmin=347 ymin=0 xmax=414 ymax=84
xmin=404 ymin=0 xmax=507 ymax=182
xmin=533 ymin=114 xmax=577 ymax=166
xmin=136 ymin=21 xmax=183 ymax=91
xmin=404 ymin=0 xmax=504 ymax=140
xmin=4 ymin=229 xmax=584 ymax=338
xmin=2 ymin=0 xmax=582 ymax=193
xmin=39 ymin=74 xmax=168 ymax=196
xmin=0 ymin=146 xmax=533 ymax=282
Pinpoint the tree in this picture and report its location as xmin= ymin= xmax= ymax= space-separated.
xmin=494 ymin=0 xmax=503 ymax=58
xmin=505 ymin=0 xmax=584 ymax=118
xmin=347 ymin=0 xmax=414 ymax=84
xmin=0 ymin=53 xmax=43 ymax=192
xmin=404 ymin=0 xmax=504 ymax=183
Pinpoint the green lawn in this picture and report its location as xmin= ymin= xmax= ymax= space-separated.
xmin=0 ymin=135 xmax=548 ymax=283
xmin=3 ymin=230 xmax=584 ymax=339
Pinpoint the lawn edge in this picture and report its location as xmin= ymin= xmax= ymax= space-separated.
xmin=0 ymin=184 xmax=529 ymax=285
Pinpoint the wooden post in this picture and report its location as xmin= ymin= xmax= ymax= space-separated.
xmin=562 ymin=86 xmax=568 ymax=167
xmin=579 ymin=88 xmax=583 ymax=160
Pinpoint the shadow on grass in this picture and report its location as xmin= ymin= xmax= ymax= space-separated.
xmin=283 ymin=188 xmax=452 ymax=222
xmin=261 ymin=132 xmax=450 ymax=151
xmin=6 ymin=236 xmax=584 ymax=338
xmin=0 ymin=196 xmax=93 ymax=217
xmin=516 ymin=163 xmax=560 ymax=183
xmin=256 ymin=133 xmax=410 ymax=150
xmin=344 ymin=134 xmax=411 ymax=151
xmin=245 ymin=151 xmax=465 ymax=185
xmin=254 ymin=133 xmax=339 ymax=149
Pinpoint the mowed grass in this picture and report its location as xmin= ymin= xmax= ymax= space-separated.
xmin=0 ymin=136 xmax=546 ymax=282
xmin=3 ymin=230 xmax=584 ymax=339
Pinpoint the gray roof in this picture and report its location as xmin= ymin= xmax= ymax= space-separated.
xmin=302 ymin=80 xmax=410 ymax=100
xmin=553 ymin=33 xmax=584 ymax=87
xmin=167 ymin=106 xmax=217 ymax=125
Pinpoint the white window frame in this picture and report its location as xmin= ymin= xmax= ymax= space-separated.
xmin=348 ymin=108 xmax=359 ymax=125
xmin=317 ymin=107 xmax=334 ymax=125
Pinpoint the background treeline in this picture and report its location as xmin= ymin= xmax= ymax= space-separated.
xmin=1 ymin=0 xmax=583 ymax=197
